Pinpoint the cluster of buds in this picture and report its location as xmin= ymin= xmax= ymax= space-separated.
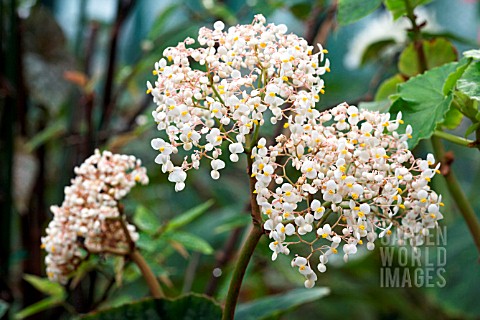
xmin=41 ymin=150 xmax=148 ymax=284
xmin=147 ymin=14 xmax=329 ymax=191
xmin=252 ymin=104 xmax=444 ymax=288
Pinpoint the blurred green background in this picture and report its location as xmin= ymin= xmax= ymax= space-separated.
xmin=1 ymin=0 xmax=479 ymax=319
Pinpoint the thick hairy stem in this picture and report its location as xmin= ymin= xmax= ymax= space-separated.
xmin=128 ymin=250 xmax=164 ymax=298
xmin=222 ymin=155 xmax=263 ymax=320
xmin=432 ymin=137 xmax=480 ymax=256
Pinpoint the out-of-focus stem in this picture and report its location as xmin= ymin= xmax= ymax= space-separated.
xmin=404 ymin=0 xmax=428 ymax=73
xmin=118 ymin=205 xmax=164 ymax=298
xmin=431 ymin=137 xmax=480 ymax=256
xmin=128 ymin=250 xmax=164 ymax=299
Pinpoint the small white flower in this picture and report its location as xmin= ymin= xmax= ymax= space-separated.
xmin=168 ymin=167 xmax=187 ymax=191
xmin=210 ymin=159 xmax=225 ymax=180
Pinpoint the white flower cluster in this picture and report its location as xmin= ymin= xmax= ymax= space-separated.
xmin=41 ymin=150 xmax=148 ymax=284
xmin=252 ymin=103 xmax=444 ymax=288
xmin=147 ymin=14 xmax=329 ymax=191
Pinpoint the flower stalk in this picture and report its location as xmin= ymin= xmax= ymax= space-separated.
xmin=433 ymin=130 xmax=475 ymax=147
xmin=222 ymin=153 xmax=264 ymax=320
xmin=129 ymin=249 xmax=165 ymax=299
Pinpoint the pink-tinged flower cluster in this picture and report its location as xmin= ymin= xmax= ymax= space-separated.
xmin=147 ymin=14 xmax=329 ymax=191
xmin=252 ymin=104 xmax=444 ymax=288
xmin=41 ymin=150 xmax=148 ymax=284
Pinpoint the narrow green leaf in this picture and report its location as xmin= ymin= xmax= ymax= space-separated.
xmin=82 ymin=294 xmax=222 ymax=320
xmin=358 ymin=100 xmax=391 ymax=113
xmin=465 ymin=122 xmax=480 ymax=137
xmin=235 ymin=287 xmax=330 ymax=320
xmin=389 ymin=62 xmax=459 ymax=148
xmin=146 ymin=4 xmax=180 ymax=40
xmin=375 ymin=74 xmax=405 ymax=101
xmin=457 ymin=61 xmax=480 ymax=101
xmin=398 ymin=38 xmax=457 ymax=77
xmin=337 ymin=0 xmax=382 ymax=26
xmin=164 ymin=231 xmax=214 ymax=255
xmin=25 ymin=121 xmax=66 ymax=152
xmin=134 ymin=206 xmax=161 ymax=235
xmin=15 ymin=297 xmax=63 ymax=320
xmin=164 ymin=199 xmax=214 ymax=232
xmin=23 ymin=274 xmax=66 ymax=298
xmin=384 ymin=0 xmax=432 ymax=20
xmin=214 ymin=214 xmax=251 ymax=234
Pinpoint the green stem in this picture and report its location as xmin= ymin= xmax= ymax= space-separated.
xmin=222 ymin=154 xmax=264 ymax=320
xmin=433 ymin=130 xmax=475 ymax=147
xmin=129 ymin=250 xmax=165 ymax=299
xmin=431 ymin=137 xmax=480 ymax=256
xmin=222 ymin=225 xmax=263 ymax=320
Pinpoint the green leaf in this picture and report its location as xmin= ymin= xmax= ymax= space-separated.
xmin=384 ymin=0 xmax=432 ymax=20
xmin=164 ymin=231 xmax=214 ymax=255
xmin=15 ymin=297 xmax=63 ymax=320
xmin=23 ymin=274 xmax=66 ymax=298
xmin=398 ymin=38 xmax=457 ymax=77
xmin=358 ymin=100 xmax=391 ymax=113
xmin=375 ymin=74 xmax=405 ymax=101
xmin=235 ymin=287 xmax=330 ymax=320
xmin=134 ymin=206 xmax=161 ymax=235
xmin=0 ymin=300 xmax=9 ymax=318
xmin=82 ymin=294 xmax=222 ymax=320
xmin=422 ymin=31 xmax=479 ymax=47
xmin=25 ymin=121 xmax=66 ymax=152
xmin=443 ymin=58 xmax=472 ymax=96
xmin=289 ymin=2 xmax=312 ymax=20
xmin=164 ymin=199 xmax=214 ymax=232
xmin=441 ymin=107 xmax=463 ymax=130
xmin=389 ymin=62 xmax=459 ymax=148
xmin=214 ymin=214 xmax=251 ymax=234
xmin=146 ymin=4 xmax=180 ymax=41
xmin=457 ymin=61 xmax=480 ymax=101
xmin=361 ymin=39 xmax=396 ymax=66
xmin=465 ymin=122 xmax=480 ymax=137
xmin=337 ymin=0 xmax=382 ymax=26
xmin=205 ymin=3 xmax=237 ymax=25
